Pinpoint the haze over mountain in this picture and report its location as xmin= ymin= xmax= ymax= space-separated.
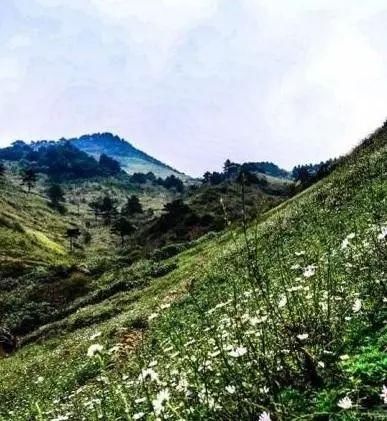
xmin=5 ymin=133 xmax=188 ymax=179
xmin=70 ymin=133 xmax=187 ymax=179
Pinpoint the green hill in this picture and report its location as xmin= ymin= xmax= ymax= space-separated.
xmin=0 ymin=124 xmax=386 ymax=419
xmin=71 ymin=133 xmax=189 ymax=180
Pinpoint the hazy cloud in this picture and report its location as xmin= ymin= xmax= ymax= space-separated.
xmin=1 ymin=0 xmax=387 ymax=175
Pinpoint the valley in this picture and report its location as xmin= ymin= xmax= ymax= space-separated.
xmin=0 ymin=125 xmax=385 ymax=420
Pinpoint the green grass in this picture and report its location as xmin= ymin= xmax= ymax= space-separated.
xmin=0 ymin=128 xmax=386 ymax=419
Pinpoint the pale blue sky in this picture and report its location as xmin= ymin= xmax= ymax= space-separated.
xmin=1 ymin=0 xmax=387 ymax=176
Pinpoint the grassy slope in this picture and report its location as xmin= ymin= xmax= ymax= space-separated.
xmin=0 ymin=129 xmax=386 ymax=419
xmin=0 ymin=168 xmax=175 ymax=269
xmin=0 ymin=175 xmax=70 ymax=272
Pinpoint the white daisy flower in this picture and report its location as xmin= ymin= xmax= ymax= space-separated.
xmin=152 ymin=389 xmax=170 ymax=415
xmin=259 ymin=411 xmax=271 ymax=421
xmin=380 ymin=385 xmax=387 ymax=404
xmin=337 ymin=396 xmax=352 ymax=409
xmin=303 ymin=265 xmax=316 ymax=278
xmin=228 ymin=346 xmax=247 ymax=357
xmin=87 ymin=344 xmax=103 ymax=358
xmin=225 ymin=385 xmax=236 ymax=394
xmin=352 ymin=298 xmax=362 ymax=313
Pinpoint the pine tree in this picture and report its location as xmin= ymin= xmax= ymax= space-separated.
xmin=122 ymin=195 xmax=143 ymax=216
xmin=111 ymin=217 xmax=135 ymax=246
xmin=47 ymin=184 xmax=66 ymax=212
xmin=66 ymin=227 xmax=81 ymax=252
xmin=21 ymin=168 xmax=38 ymax=192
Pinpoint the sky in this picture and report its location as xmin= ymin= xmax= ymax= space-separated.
xmin=1 ymin=0 xmax=387 ymax=176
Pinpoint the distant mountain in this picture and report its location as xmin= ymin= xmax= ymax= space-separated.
xmin=223 ymin=160 xmax=291 ymax=180
xmin=69 ymin=133 xmax=188 ymax=179
xmin=239 ymin=161 xmax=291 ymax=179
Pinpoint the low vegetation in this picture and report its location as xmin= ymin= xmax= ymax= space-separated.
xmin=0 ymin=126 xmax=385 ymax=420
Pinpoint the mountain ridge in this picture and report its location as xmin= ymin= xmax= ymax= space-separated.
xmin=7 ymin=132 xmax=188 ymax=180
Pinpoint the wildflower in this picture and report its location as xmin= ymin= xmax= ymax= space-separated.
xmin=249 ymin=315 xmax=268 ymax=325
xmin=297 ymin=333 xmax=309 ymax=341
xmin=341 ymin=238 xmax=350 ymax=249
xmin=337 ymin=396 xmax=352 ymax=409
xmin=133 ymin=413 xmax=145 ymax=420
xmin=352 ymin=298 xmax=362 ymax=313
xmin=303 ymin=265 xmax=316 ymax=278
xmin=87 ymin=344 xmax=103 ymax=357
xmin=341 ymin=233 xmax=356 ymax=249
xmin=152 ymin=389 xmax=170 ymax=415
xmin=176 ymin=376 xmax=189 ymax=393
xmin=288 ymin=285 xmax=303 ymax=292
xmin=35 ymin=376 xmax=44 ymax=384
xmin=148 ymin=313 xmax=159 ymax=321
xmin=89 ymin=331 xmax=102 ymax=340
xmin=225 ymin=385 xmax=236 ymax=394
xmin=138 ymin=368 xmax=159 ymax=383
xmin=380 ymin=385 xmax=387 ymax=404
xmin=259 ymin=411 xmax=271 ymax=421
xmin=278 ymin=295 xmax=287 ymax=308
xmin=228 ymin=346 xmax=247 ymax=357
xmin=377 ymin=226 xmax=387 ymax=240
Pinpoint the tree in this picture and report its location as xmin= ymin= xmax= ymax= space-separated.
xmin=0 ymin=161 xmax=5 ymax=178
xmin=236 ymin=169 xmax=259 ymax=185
xmin=208 ymin=172 xmax=224 ymax=185
xmin=99 ymin=154 xmax=121 ymax=175
xmin=292 ymin=165 xmax=312 ymax=184
xmin=130 ymin=173 xmax=148 ymax=184
xmin=89 ymin=199 xmax=101 ymax=220
xmin=111 ymin=217 xmax=135 ymax=246
xmin=21 ymin=168 xmax=38 ymax=192
xmin=66 ymin=227 xmax=81 ymax=252
xmin=122 ymin=195 xmax=143 ymax=216
xmin=202 ymin=171 xmax=212 ymax=184
xmin=47 ymin=184 xmax=66 ymax=212
xmin=99 ymin=195 xmax=118 ymax=224
xmin=162 ymin=175 xmax=185 ymax=193
xmin=89 ymin=195 xmax=118 ymax=224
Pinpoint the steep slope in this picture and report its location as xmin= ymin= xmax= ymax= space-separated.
xmin=71 ymin=133 xmax=188 ymax=179
xmin=0 ymin=125 xmax=386 ymax=419
xmin=0 ymin=172 xmax=70 ymax=274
